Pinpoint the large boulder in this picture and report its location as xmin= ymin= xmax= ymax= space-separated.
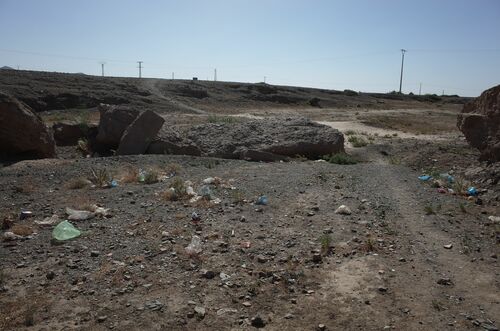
xmin=147 ymin=126 xmax=202 ymax=156
xmin=0 ymin=92 xmax=56 ymax=158
xmin=151 ymin=117 xmax=343 ymax=161
xmin=458 ymin=85 xmax=500 ymax=162
xmin=96 ymin=104 xmax=140 ymax=149
xmin=116 ymin=110 xmax=165 ymax=155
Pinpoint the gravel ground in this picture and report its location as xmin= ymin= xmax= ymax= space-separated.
xmin=1 ymin=153 xmax=498 ymax=330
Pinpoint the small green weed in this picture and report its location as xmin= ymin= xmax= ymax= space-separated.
xmin=348 ymin=135 xmax=368 ymax=147
xmin=323 ymin=153 xmax=358 ymax=165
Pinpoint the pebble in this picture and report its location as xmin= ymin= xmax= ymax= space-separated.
xmin=97 ymin=315 xmax=107 ymax=323
xmin=46 ymin=271 xmax=56 ymax=280
xmin=437 ymin=278 xmax=453 ymax=286
xmin=443 ymin=244 xmax=453 ymax=249
xmin=312 ymin=253 xmax=322 ymax=263
xmin=90 ymin=250 xmax=100 ymax=257
xmin=256 ymin=255 xmax=269 ymax=263
xmin=201 ymin=269 xmax=216 ymax=279
xmin=318 ymin=324 xmax=326 ymax=330
xmin=251 ymin=316 xmax=266 ymax=328
xmin=194 ymin=306 xmax=206 ymax=318
xmin=335 ymin=205 xmax=352 ymax=215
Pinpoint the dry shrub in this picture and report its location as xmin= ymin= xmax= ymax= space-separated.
xmin=119 ymin=165 xmax=138 ymax=183
xmin=90 ymin=167 xmax=111 ymax=188
xmin=161 ymin=178 xmax=188 ymax=201
xmin=65 ymin=177 xmax=90 ymax=190
xmin=69 ymin=196 xmax=95 ymax=211
xmin=11 ymin=224 xmax=34 ymax=236
xmin=13 ymin=180 xmax=36 ymax=194
xmin=165 ymin=163 xmax=182 ymax=176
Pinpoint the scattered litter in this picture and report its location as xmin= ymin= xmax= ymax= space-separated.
xmin=467 ymin=187 xmax=478 ymax=196
xmin=191 ymin=212 xmax=201 ymax=222
xmin=35 ymin=215 xmax=59 ymax=226
xmin=138 ymin=169 xmax=146 ymax=182
xmin=437 ymin=188 xmax=447 ymax=194
xmin=19 ymin=211 xmax=33 ymax=220
xmin=219 ymin=272 xmax=231 ymax=281
xmin=52 ymin=220 xmax=81 ymax=241
xmin=488 ymin=216 xmax=500 ymax=224
xmin=335 ymin=205 xmax=352 ymax=215
xmin=240 ymin=241 xmax=251 ymax=248
xmin=212 ymin=197 xmax=222 ymax=205
xmin=216 ymin=308 xmax=238 ymax=316
xmin=255 ymin=195 xmax=268 ymax=205
xmin=185 ymin=235 xmax=202 ymax=255
xmin=2 ymin=231 xmax=22 ymax=241
xmin=90 ymin=205 xmax=110 ymax=217
xmin=203 ymin=177 xmax=221 ymax=185
xmin=439 ymin=173 xmax=454 ymax=183
xmin=418 ymin=175 xmax=432 ymax=181
xmin=199 ymin=185 xmax=214 ymax=200
xmin=110 ymin=179 xmax=118 ymax=188
xmin=66 ymin=207 xmax=94 ymax=221
xmin=186 ymin=186 xmax=196 ymax=196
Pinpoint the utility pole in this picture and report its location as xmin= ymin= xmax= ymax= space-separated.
xmin=399 ymin=49 xmax=406 ymax=94
xmin=17 ymin=65 xmax=19 ymax=70
xmin=172 ymin=72 xmax=174 ymax=80
xmin=264 ymin=76 xmax=266 ymax=83
xmin=100 ymin=62 xmax=105 ymax=77
xmin=214 ymin=68 xmax=217 ymax=81
xmin=419 ymin=82 xmax=422 ymax=95
xmin=137 ymin=61 xmax=143 ymax=78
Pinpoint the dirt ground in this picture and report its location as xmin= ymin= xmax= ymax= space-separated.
xmin=0 ymin=72 xmax=499 ymax=331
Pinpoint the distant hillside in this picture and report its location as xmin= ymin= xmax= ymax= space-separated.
xmin=0 ymin=69 xmax=471 ymax=114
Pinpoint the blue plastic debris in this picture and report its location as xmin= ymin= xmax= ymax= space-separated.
xmin=256 ymin=195 xmax=268 ymax=205
xmin=440 ymin=173 xmax=454 ymax=183
xmin=110 ymin=180 xmax=118 ymax=188
xmin=418 ymin=175 xmax=432 ymax=181
xmin=467 ymin=187 xmax=478 ymax=196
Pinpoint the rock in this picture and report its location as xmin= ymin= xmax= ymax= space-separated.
xmin=335 ymin=205 xmax=352 ymax=215
xmin=437 ymin=278 xmax=453 ymax=286
xmin=443 ymin=244 xmax=453 ymax=249
xmin=46 ymin=271 xmax=56 ymax=280
xmin=312 ymin=253 xmax=322 ymax=263
xmin=256 ymin=255 xmax=269 ymax=263
xmin=52 ymin=121 xmax=97 ymax=146
xmin=457 ymin=85 xmax=500 ymax=162
xmin=0 ymin=91 xmax=56 ymax=158
xmin=90 ymin=250 xmax=100 ymax=257
xmin=194 ymin=306 xmax=206 ymax=318
xmin=96 ymin=104 xmax=140 ymax=149
xmin=97 ymin=315 xmax=107 ymax=323
xmin=149 ymin=117 xmax=344 ymax=161
xmin=488 ymin=216 xmax=500 ymax=224
xmin=251 ymin=316 xmax=266 ymax=328
xmin=147 ymin=126 xmax=202 ymax=156
xmin=200 ymin=269 xmax=216 ymax=279
xmin=318 ymin=324 xmax=326 ymax=331
xmin=116 ymin=110 xmax=165 ymax=155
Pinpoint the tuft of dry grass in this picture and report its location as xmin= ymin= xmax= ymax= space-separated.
xmin=161 ymin=178 xmax=188 ymax=201
xmin=348 ymin=135 xmax=368 ymax=147
xmin=11 ymin=224 xmax=34 ymax=236
xmin=65 ymin=177 xmax=90 ymax=190
xmin=90 ymin=167 xmax=111 ymax=188
xmin=13 ymin=180 xmax=36 ymax=194
xmin=165 ymin=163 xmax=182 ymax=176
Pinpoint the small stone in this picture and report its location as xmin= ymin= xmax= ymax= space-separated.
xmin=437 ymin=278 xmax=453 ymax=286
xmin=285 ymin=313 xmax=294 ymax=319
xmin=378 ymin=287 xmax=388 ymax=293
xmin=90 ymin=250 xmax=100 ymax=257
xmin=242 ymin=301 xmax=252 ymax=307
xmin=201 ymin=269 xmax=216 ymax=279
xmin=312 ymin=253 xmax=322 ymax=263
xmin=251 ymin=316 xmax=266 ymax=328
xmin=335 ymin=205 xmax=352 ymax=215
xmin=194 ymin=306 xmax=206 ymax=318
xmin=97 ymin=316 xmax=107 ymax=323
xmin=256 ymin=255 xmax=269 ymax=263
xmin=46 ymin=271 xmax=56 ymax=280
xmin=318 ymin=324 xmax=326 ymax=331
xmin=443 ymin=244 xmax=453 ymax=249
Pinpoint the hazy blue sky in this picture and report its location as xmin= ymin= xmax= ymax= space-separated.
xmin=1 ymin=0 xmax=499 ymax=96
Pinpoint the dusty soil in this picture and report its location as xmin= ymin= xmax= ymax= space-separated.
xmin=0 ymin=70 xmax=498 ymax=331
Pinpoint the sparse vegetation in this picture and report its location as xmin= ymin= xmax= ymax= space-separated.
xmin=348 ymin=135 xmax=368 ymax=147
xmin=323 ymin=153 xmax=358 ymax=165
xmin=77 ymin=138 xmax=91 ymax=155
xmin=162 ymin=178 xmax=188 ymax=201
xmin=165 ymin=163 xmax=182 ymax=176
xmin=143 ymin=169 xmax=159 ymax=184
xmin=66 ymin=177 xmax=90 ymax=189
xmin=230 ymin=190 xmax=246 ymax=204
xmin=119 ymin=166 xmax=138 ymax=183
xmin=388 ymin=156 xmax=402 ymax=165
xmin=319 ymin=234 xmax=333 ymax=255
xmin=424 ymin=205 xmax=435 ymax=215
xmin=90 ymin=167 xmax=111 ymax=188
xmin=208 ymin=114 xmax=237 ymax=124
